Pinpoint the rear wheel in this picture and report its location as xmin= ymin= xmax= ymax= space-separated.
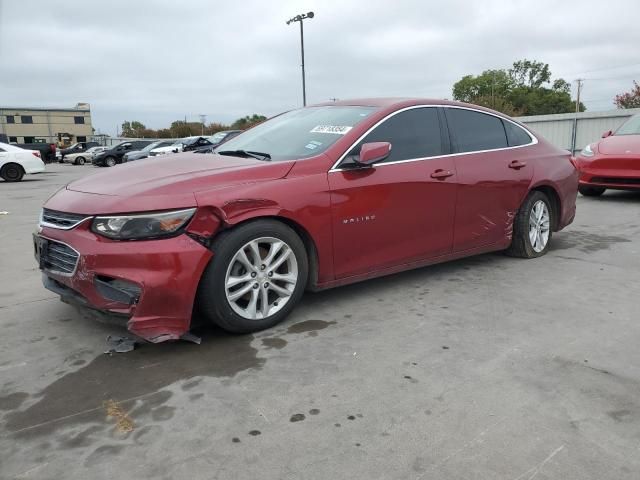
xmin=104 ymin=156 xmax=117 ymax=167
xmin=197 ymin=220 xmax=308 ymax=333
xmin=0 ymin=163 xmax=25 ymax=182
xmin=506 ymin=191 xmax=553 ymax=258
xmin=578 ymin=185 xmax=605 ymax=197
xmin=75 ymin=156 xmax=86 ymax=165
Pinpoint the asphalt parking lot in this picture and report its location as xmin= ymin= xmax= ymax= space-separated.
xmin=1 ymin=163 xmax=639 ymax=480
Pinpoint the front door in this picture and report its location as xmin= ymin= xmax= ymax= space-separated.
xmin=329 ymin=107 xmax=458 ymax=279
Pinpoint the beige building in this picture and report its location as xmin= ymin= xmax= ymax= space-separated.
xmin=0 ymin=103 xmax=93 ymax=146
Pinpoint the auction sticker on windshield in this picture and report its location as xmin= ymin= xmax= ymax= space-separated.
xmin=310 ymin=125 xmax=353 ymax=134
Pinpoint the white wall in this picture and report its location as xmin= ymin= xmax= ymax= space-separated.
xmin=516 ymin=108 xmax=640 ymax=153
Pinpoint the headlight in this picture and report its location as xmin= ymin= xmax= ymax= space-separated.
xmin=91 ymin=208 xmax=196 ymax=240
xmin=580 ymin=144 xmax=595 ymax=157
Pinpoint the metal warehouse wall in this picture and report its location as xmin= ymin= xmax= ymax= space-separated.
xmin=515 ymin=108 xmax=640 ymax=153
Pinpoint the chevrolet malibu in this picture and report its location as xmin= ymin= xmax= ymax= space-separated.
xmin=35 ymin=99 xmax=579 ymax=343
xmin=577 ymin=113 xmax=640 ymax=196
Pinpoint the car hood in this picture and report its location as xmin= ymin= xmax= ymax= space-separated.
xmin=598 ymin=135 xmax=640 ymax=155
xmin=46 ymin=153 xmax=294 ymax=214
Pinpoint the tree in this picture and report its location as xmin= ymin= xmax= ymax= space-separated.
xmin=452 ymin=59 xmax=585 ymax=116
xmin=121 ymin=120 xmax=147 ymax=137
xmin=231 ymin=114 xmax=267 ymax=130
xmin=614 ymin=81 xmax=640 ymax=109
xmin=508 ymin=60 xmax=551 ymax=89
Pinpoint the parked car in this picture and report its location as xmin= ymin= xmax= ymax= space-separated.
xmin=576 ymin=114 xmax=640 ymax=196
xmin=196 ymin=130 xmax=243 ymax=153
xmin=92 ymin=140 xmax=154 ymax=167
xmin=149 ymin=138 xmax=187 ymax=156
xmin=1 ymin=142 xmax=45 ymax=182
xmin=59 ymin=142 xmax=100 ymax=161
xmin=63 ymin=146 xmax=108 ymax=165
xmin=123 ymin=140 xmax=176 ymax=162
xmin=15 ymin=142 xmax=57 ymax=163
xmin=35 ymin=98 xmax=578 ymax=343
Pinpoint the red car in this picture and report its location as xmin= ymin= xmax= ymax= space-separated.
xmin=35 ymin=99 xmax=578 ymax=343
xmin=577 ymin=114 xmax=640 ymax=196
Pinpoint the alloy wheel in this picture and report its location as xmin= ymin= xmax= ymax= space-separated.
xmin=528 ymin=200 xmax=550 ymax=253
xmin=224 ymin=237 xmax=298 ymax=320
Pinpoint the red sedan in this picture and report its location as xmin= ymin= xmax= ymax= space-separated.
xmin=35 ymin=99 xmax=578 ymax=343
xmin=577 ymin=114 xmax=640 ymax=196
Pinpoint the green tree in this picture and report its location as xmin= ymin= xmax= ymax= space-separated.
xmin=121 ymin=120 xmax=147 ymax=137
xmin=231 ymin=114 xmax=267 ymax=130
xmin=614 ymin=81 xmax=640 ymax=109
xmin=452 ymin=60 xmax=585 ymax=116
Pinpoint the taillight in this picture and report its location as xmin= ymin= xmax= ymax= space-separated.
xmin=50 ymin=143 xmax=56 ymax=153
xmin=32 ymin=151 xmax=41 ymax=158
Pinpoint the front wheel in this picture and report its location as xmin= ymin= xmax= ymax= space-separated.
xmin=104 ymin=156 xmax=117 ymax=167
xmin=506 ymin=191 xmax=553 ymax=258
xmin=0 ymin=163 xmax=25 ymax=182
xmin=197 ymin=220 xmax=308 ymax=333
xmin=578 ymin=185 xmax=605 ymax=197
xmin=75 ymin=156 xmax=86 ymax=165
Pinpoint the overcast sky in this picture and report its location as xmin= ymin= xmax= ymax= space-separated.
xmin=1 ymin=0 xmax=639 ymax=135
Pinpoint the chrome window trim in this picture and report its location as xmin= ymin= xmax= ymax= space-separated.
xmin=39 ymin=210 xmax=93 ymax=230
xmin=38 ymin=236 xmax=80 ymax=277
xmin=328 ymin=104 xmax=538 ymax=172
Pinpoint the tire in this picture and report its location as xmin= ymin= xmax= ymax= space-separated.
xmin=578 ymin=185 xmax=605 ymax=197
xmin=197 ymin=220 xmax=309 ymax=333
xmin=0 ymin=163 xmax=25 ymax=182
xmin=75 ymin=156 xmax=86 ymax=166
xmin=104 ymin=156 xmax=117 ymax=167
xmin=506 ymin=191 xmax=553 ymax=258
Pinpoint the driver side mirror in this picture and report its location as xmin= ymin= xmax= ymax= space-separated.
xmin=356 ymin=142 xmax=392 ymax=166
xmin=602 ymin=130 xmax=613 ymax=138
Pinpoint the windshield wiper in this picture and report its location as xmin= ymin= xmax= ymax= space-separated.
xmin=217 ymin=150 xmax=271 ymax=161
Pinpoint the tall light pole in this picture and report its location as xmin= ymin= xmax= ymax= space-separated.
xmin=286 ymin=11 xmax=314 ymax=106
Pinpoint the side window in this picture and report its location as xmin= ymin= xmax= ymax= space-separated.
xmin=503 ymin=120 xmax=532 ymax=147
xmin=445 ymin=108 xmax=508 ymax=153
xmin=344 ymin=107 xmax=443 ymax=165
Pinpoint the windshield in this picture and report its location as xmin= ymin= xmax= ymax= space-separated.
xmin=209 ymin=132 xmax=228 ymax=144
xmin=172 ymin=138 xmax=187 ymax=146
xmin=142 ymin=142 xmax=161 ymax=151
xmin=615 ymin=115 xmax=640 ymax=136
xmin=216 ymin=106 xmax=377 ymax=161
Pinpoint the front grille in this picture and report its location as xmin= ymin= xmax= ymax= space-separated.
xmin=591 ymin=177 xmax=640 ymax=185
xmin=41 ymin=239 xmax=79 ymax=275
xmin=41 ymin=208 xmax=90 ymax=229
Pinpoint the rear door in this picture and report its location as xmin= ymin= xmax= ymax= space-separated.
xmin=329 ymin=106 xmax=458 ymax=278
xmin=443 ymin=107 xmax=534 ymax=252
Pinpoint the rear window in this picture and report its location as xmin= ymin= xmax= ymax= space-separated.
xmin=503 ymin=120 xmax=532 ymax=147
xmin=445 ymin=108 xmax=508 ymax=153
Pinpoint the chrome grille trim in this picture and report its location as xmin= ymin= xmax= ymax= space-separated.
xmin=40 ymin=208 xmax=92 ymax=230
xmin=41 ymin=238 xmax=80 ymax=276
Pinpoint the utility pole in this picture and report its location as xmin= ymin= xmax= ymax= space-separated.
xmin=199 ymin=114 xmax=206 ymax=135
xmin=571 ymin=79 xmax=583 ymax=154
xmin=286 ymin=12 xmax=314 ymax=106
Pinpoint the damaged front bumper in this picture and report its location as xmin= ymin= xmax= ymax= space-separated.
xmin=35 ymin=223 xmax=212 ymax=343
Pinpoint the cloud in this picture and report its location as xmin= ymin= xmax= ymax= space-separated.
xmin=1 ymin=0 xmax=639 ymax=134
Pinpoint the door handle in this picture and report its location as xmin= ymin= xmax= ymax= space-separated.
xmin=430 ymin=169 xmax=454 ymax=179
xmin=508 ymin=160 xmax=527 ymax=169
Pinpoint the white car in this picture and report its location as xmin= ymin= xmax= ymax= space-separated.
xmin=149 ymin=137 xmax=190 ymax=156
xmin=0 ymin=142 xmax=45 ymax=182
xmin=63 ymin=146 xmax=108 ymax=165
